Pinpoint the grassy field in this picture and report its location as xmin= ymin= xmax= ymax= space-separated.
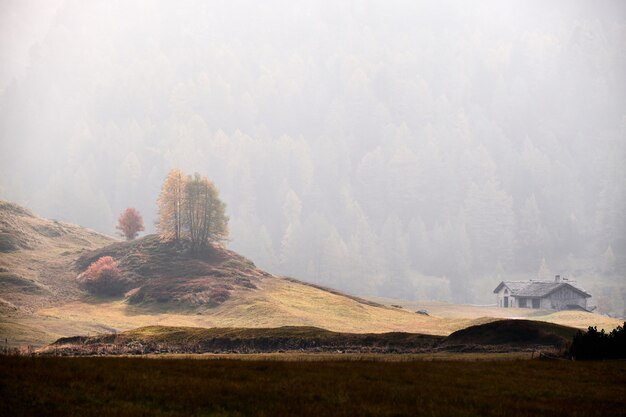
xmin=1 ymin=356 xmax=624 ymax=417
xmin=22 ymin=281 xmax=623 ymax=349
xmin=369 ymin=298 xmax=624 ymax=332
xmin=2 ymin=278 xmax=447 ymax=349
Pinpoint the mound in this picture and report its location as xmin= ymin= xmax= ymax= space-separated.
xmin=441 ymin=319 xmax=578 ymax=351
xmin=41 ymin=325 xmax=444 ymax=355
xmin=75 ymin=234 xmax=270 ymax=307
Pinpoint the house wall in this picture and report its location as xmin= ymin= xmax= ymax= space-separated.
xmin=540 ymin=287 xmax=588 ymax=310
xmin=515 ymin=297 xmax=533 ymax=308
xmin=513 ymin=297 xmax=540 ymax=309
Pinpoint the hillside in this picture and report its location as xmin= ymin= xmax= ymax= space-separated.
xmin=1 ymin=200 xmax=622 ymax=349
xmin=0 ymin=200 xmax=445 ymax=348
xmin=0 ymin=200 xmax=114 ymax=313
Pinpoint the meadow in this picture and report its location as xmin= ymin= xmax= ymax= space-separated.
xmin=1 ymin=355 xmax=624 ymax=417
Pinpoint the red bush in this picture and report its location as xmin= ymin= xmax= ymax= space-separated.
xmin=80 ymin=256 xmax=127 ymax=296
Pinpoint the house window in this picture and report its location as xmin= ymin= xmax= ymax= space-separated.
xmin=519 ymin=298 xmax=527 ymax=308
xmin=532 ymin=299 xmax=540 ymax=309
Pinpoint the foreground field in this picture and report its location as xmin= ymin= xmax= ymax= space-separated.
xmin=1 ymin=356 xmax=625 ymax=417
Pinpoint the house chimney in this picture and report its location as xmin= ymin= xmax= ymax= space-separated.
xmin=555 ymin=275 xmax=561 ymax=283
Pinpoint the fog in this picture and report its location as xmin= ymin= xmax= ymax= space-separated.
xmin=1 ymin=0 xmax=624 ymax=310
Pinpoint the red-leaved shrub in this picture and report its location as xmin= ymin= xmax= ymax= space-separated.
xmin=79 ymin=256 xmax=127 ymax=296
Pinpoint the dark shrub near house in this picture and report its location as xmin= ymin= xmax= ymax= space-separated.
xmin=569 ymin=322 xmax=625 ymax=360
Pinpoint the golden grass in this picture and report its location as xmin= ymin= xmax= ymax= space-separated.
xmin=26 ymin=277 xmax=448 ymax=347
xmin=0 ymin=204 xmax=115 ymax=317
xmin=7 ymin=277 xmax=618 ymax=349
xmin=530 ymin=310 xmax=624 ymax=331
xmin=209 ymin=277 xmax=450 ymax=333
xmin=370 ymin=298 xmax=624 ymax=332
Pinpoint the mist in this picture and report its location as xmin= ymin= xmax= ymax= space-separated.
xmin=1 ymin=0 xmax=624 ymax=309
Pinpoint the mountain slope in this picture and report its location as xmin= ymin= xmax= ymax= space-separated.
xmin=0 ymin=200 xmax=114 ymax=312
xmin=0 ymin=200 xmax=444 ymax=347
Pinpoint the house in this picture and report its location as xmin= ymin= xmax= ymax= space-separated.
xmin=493 ymin=275 xmax=591 ymax=311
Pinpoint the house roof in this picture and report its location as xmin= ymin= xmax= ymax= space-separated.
xmin=493 ymin=281 xmax=591 ymax=298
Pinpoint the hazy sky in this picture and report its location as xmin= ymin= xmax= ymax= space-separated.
xmin=1 ymin=1 xmax=625 ymax=307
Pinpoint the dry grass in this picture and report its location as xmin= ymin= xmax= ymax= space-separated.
xmin=0 ymin=201 xmax=114 ymax=312
xmin=1 ymin=356 xmax=624 ymax=417
xmin=369 ymin=298 xmax=624 ymax=332
xmin=22 ymin=281 xmax=445 ymax=348
xmin=9 ymin=279 xmax=622 ymax=349
xmin=530 ymin=310 xmax=624 ymax=331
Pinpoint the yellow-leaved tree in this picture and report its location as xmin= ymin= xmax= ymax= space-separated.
xmin=157 ymin=169 xmax=229 ymax=249
xmin=157 ymin=168 xmax=187 ymax=240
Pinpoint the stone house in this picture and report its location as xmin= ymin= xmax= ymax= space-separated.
xmin=493 ymin=275 xmax=591 ymax=311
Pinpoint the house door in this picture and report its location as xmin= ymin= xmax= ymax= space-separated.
xmin=504 ymin=296 xmax=509 ymax=308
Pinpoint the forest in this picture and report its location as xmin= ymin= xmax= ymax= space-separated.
xmin=0 ymin=0 xmax=624 ymax=310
